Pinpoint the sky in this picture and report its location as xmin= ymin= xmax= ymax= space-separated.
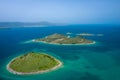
xmin=0 ymin=0 xmax=120 ymax=24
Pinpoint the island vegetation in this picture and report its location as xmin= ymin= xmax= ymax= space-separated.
xmin=7 ymin=52 xmax=62 ymax=75
xmin=33 ymin=33 xmax=95 ymax=45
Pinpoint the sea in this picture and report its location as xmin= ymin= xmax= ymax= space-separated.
xmin=0 ymin=24 xmax=120 ymax=80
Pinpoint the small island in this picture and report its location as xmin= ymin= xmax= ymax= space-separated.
xmin=33 ymin=33 xmax=95 ymax=45
xmin=7 ymin=52 xmax=62 ymax=75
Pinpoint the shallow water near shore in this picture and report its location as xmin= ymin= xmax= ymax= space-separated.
xmin=0 ymin=25 xmax=120 ymax=80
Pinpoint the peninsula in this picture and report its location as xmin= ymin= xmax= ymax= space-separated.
xmin=7 ymin=52 xmax=62 ymax=75
xmin=33 ymin=33 xmax=95 ymax=45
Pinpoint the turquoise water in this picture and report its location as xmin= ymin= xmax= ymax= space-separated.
xmin=0 ymin=25 xmax=120 ymax=80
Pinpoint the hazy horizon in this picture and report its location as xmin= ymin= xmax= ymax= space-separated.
xmin=0 ymin=0 xmax=120 ymax=24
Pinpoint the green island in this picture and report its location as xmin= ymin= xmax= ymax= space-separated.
xmin=7 ymin=52 xmax=62 ymax=75
xmin=33 ymin=33 xmax=95 ymax=45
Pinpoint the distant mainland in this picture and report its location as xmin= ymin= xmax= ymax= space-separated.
xmin=0 ymin=21 xmax=57 ymax=28
xmin=7 ymin=52 xmax=62 ymax=75
xmin=32 ymin=33 xmax=95 ymax=45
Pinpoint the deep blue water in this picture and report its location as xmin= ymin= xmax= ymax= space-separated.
xmin=0 ymin=25 xmax=120 ymax=80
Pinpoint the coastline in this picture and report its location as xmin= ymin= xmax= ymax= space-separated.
xmin=32 ymin=39 xmax=96 ymax=46
xmin=6 ymin=54 xmax=63 ymax=75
